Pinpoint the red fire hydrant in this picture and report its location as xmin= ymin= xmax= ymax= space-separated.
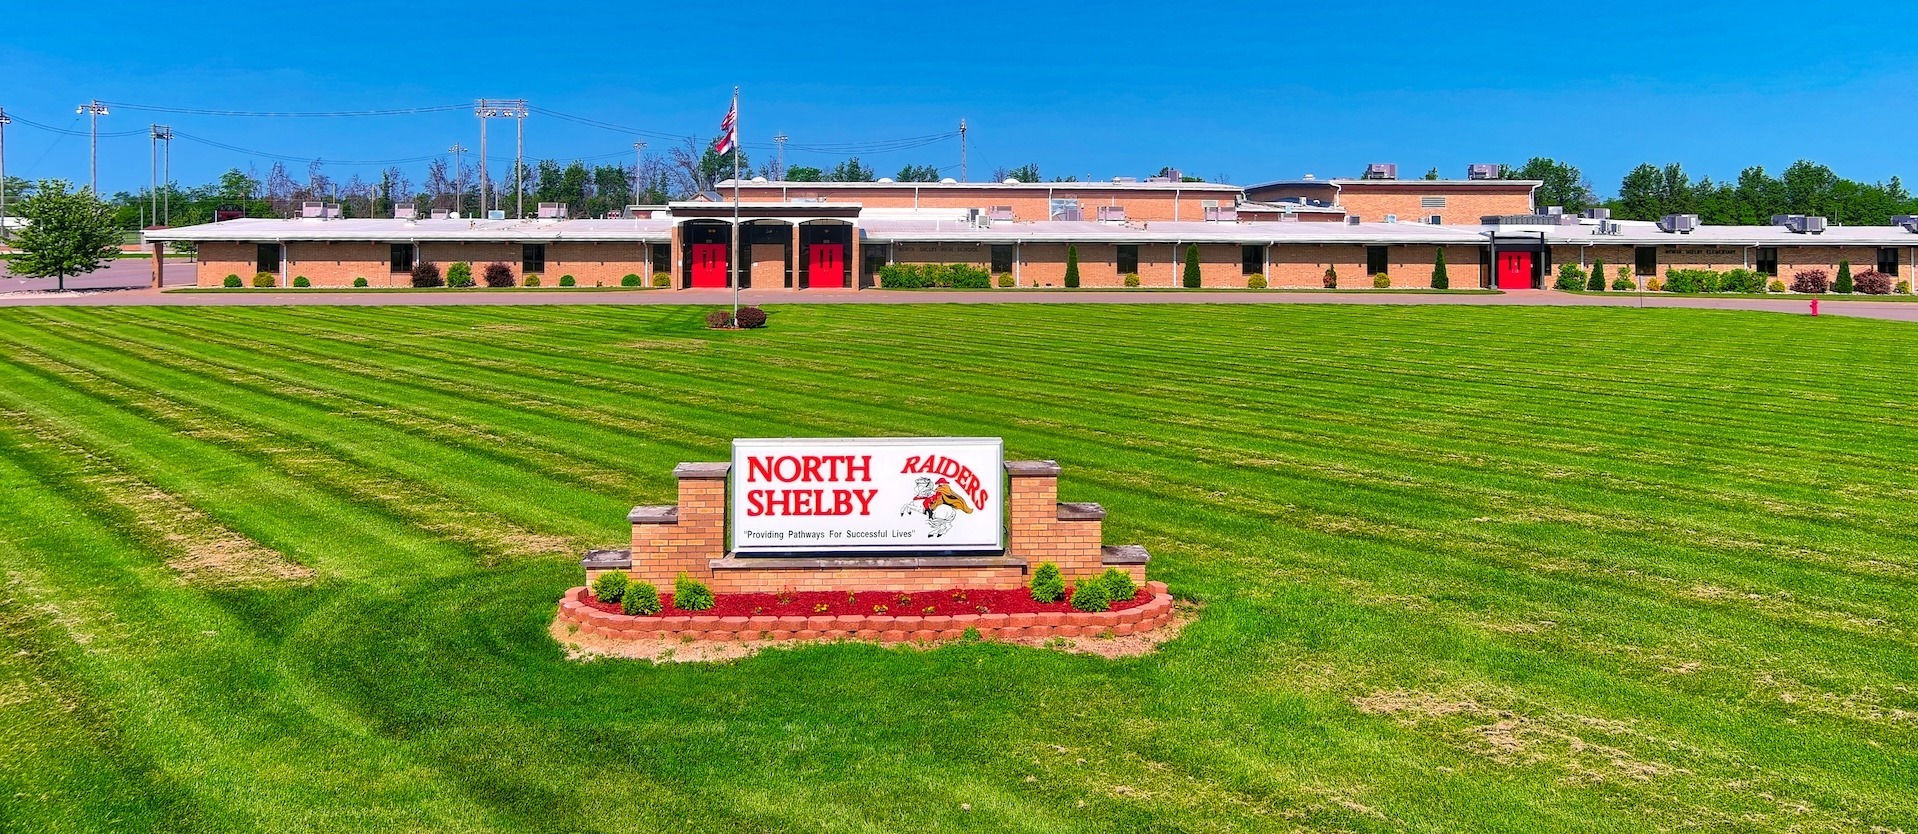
xmin=1811 ymin=298 xmax=1820 ymax=317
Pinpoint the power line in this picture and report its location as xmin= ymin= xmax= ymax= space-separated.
xmin=11 ymin=115 xmax=145 ymax=138
xmin=99 ymin=101 xmax=469 ymax=117
xmin=171 ymin=131 xmax=449 ymax=166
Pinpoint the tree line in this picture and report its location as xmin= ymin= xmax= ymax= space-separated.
xmin=1489 ymin=158 xmax=1918 ymax=226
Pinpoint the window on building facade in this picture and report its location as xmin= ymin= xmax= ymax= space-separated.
xmin=652 ymin=243 xmax=671 ymax=275
xmin=257 ymin=243 xmax=282 ymax=275
xmin=1635 ymin=246 xmax=1657 ymax=279
xmin=1116 ymin=245 xmax=1138 ymax=275
xmin=389 ymin=243 xmax=414 ymax=273
xmin=1366 ymin=246 xmax=1389 ymax=276
xmin=522 ymin=243 xmax=546 ymax=274
xmin=1879 ymin=247 xmax=1900 ymax=276
xmin=1756 ymin=247 xmax=1778 ymax=276
xmin=1242 ymin=245 xmax=1263 ymax=275
xmin=990 ymin=245 xmax=1014 ymax=275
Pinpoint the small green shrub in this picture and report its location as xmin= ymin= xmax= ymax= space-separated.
xmin=292 ymin=276 xmax=310 ymax=287
xmin=1182 ymin=245 xmax=1201 ymax=288
xmin=998 ymin=273 xmax=1014 ymax=288
xmin=1612 ymin=276 xmax=1635 ymax=291
xmin=1899 ymin=280 xmax=1911 ymax=294
xmin=1070 ymin=576 xmax=1112 ymax=612
xmin=674 ymin=573 xmax=714 ymax=611
xmin=252 ymin=271 xmax=276 ymax=288
xmin=1834 ymin=260 xmax=1853 ymax=294
xmin=652 ymin=272 xmax=671 ymax=287
xmin=1029 ymin=562 xmax=1065 ymax=603
xmin=446 ymin=262 xmax=474 ymax=288
xmin=591 ymin=571 xmax=629 ymax=603
xmin=1064 ymin=244 xmax=1081 ymax=288
xmin=1768 ymin=279 xmax=1787 ymax=293
xmin=1123 ymin=273 xmax=1140 ymax=288
xmin=1371 ymin=273 xmax=1390 ymax=289
xmin=222 ymin=274 xmax=242 ymax=288
xmin=1554 ymin=263 xmax=1587 ymax=291
xmin=622 ymin=581 xmax=662 ymax=616
xmin=523 ymin=274 xmax=541 ymax=287
xmin=1097 ymin=568 xmax=1138 ymax=602
xmin=621 ymin=273 xmax=642 ymax=287
xmin=877 ymin=263 xmax=992 ymax=289
xmin=734 ymin=306 xmax=768 ymax=329
xmin=559 ymin=274 xmax=576 ymax=287
xmin=1431 ymin=248 xmax=1449 ymax=289
xmin=1247 ymin=273 xmax=1267 ymax=289
xmin=1587 ymin=260 xmax=1606 ymax=292
xmin=352 ymin=276 xmax=368 ymax=288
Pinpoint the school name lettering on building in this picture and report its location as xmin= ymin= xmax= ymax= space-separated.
xmin=731 ymin=438 xmax=1005 ymax=554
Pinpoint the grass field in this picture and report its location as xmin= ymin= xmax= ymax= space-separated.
xmin=0 ymin=303 xmax=1914 ymax=833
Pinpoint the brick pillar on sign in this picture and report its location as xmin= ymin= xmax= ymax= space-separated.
xmin=629 ymin=462 xmax=729 ymax=587
xmin=150 ymin=241 xmax=165 ymax=288
xmin=1005 ymin=460 xmax=1105 ymax=582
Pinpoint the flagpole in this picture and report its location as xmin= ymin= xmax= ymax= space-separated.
xmin=731 ymin=86 xmax=741 ymax=323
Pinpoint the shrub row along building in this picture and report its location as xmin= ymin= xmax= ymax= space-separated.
xmin=144 ymin=168 xmax=1918 ymax=291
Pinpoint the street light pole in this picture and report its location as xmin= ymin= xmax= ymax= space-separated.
xmin=448 ymin=143 xmax=466 ymax=215
xmin=1 ymin=108 xmax=13 ymax=240
xmin=76 ymin=100 xmax=109 ymax=194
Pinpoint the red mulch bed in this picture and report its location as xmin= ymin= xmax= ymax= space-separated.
xmin=582 ymin=586 xmax=1149 ymax=618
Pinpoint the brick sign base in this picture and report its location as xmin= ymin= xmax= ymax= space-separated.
xmin=557 ymin=582 xmax=1174 ymax=644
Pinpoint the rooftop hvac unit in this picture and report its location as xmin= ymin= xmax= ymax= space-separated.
xmin=1144 ymin=176 xmax=1171 ymax=183
xmin=1896 ymin=215 xmax=1918 ymax=232
xmin=394 ymin=203 xmax=416 ymax=219
xmin=1543 ymin=205 xmax=1564 ymax=216
xmin=1466 ymin=163 xmax=1500 ymax=180
xmin=1581 ymin=207 xmax=1611 ymax=220
xmin=1097 ymin=205 xmax=1127 ymax=221
xmin=1111 ymin=176 xmax=1138 ymax=183
xmin=325 ymin=203 xmax=340 ymax=217
xmin=1655 ymin=214 xmax=1699 ymax=234
xmin=1364 ymin=163 xmax=1398 ymax=180
xmin=430 ymin=209 xmax=451 ymax=220
xmin=1203 ymin=206 xmax=1237 ymax=222
xmin=300 ymin=201 xmax=326 ymax=218
xmin=1558 ymin=213 xmax=1580 ymax=225
xmin=1384 ymin=214 xmax=1398 ymax=224
xmin=988 ymin=205 xmax=1015 ymax=221
xmin=1799 ymin=215 xmax=1827 ymax=234
xmin=1055 ymin=208 xmax=1084 ymax=221
xmin=537 ymin=202 xmax=568 ymax=219
xmin=1772 ymin=214 xmax=1827 ymax=234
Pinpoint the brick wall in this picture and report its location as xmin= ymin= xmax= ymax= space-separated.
xmin=196 ymin=242 xmax=257 ymax=287
xmin=1551 ymin=242 xmax=1911 ymax=289
xmin=734 ymin=184 xmax=1241 ymax=223
xmin=1336 ymin=184 xmax=1534 ymax=225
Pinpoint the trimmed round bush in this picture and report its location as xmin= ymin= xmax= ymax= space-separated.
xmin=411 ymin=262 xmax=443 ymax=288
xmin=1371 ymin=273 xmax=1390 ymax=289
xmin=1612 ymin=276 xmax=1635 ymax=291
xmin=673 ymin=573 xmax=714 ymax=611
xmin=482 ymin=262 xmax=514 ymax=288
xmin=523 ymin=274 xmax=541 ymax=287
xmin=705 ymin=309 xmax=733 ymax=329
xmin=1767 ymin=279 xmax=1786 ymax=293
xmin=1069 ymin=576 xmax=1113 ymax=612
xmin=222 ymin=274 xmax=242 ymax=288
xmin=1645 ymin=277 xmax=1663 ymax=292
xmin=652 ymin=272 xmax=671 ymax=287
xmin=1029 ymin=562 xmax=1064 ymax=603
xmin=1097 ymin=567 xmax=1138 ymax=603
xmin=621 ymin=273 xmax=642 ymax=287
xmin=1900 ymin=281 xmax=1912 ymax=295
xmin=558 ymin=274 xmax=576 ymax=287
xmin=733 ymin=306 xmax=768 ymax=329
xmin=446 ymin=262 xmax=474 ymax=288
xmin=1123 ymin=273 xmax=1140 ymax=288
xmin=1790 ymin=269 xmax=1829 ymax=294
xmin=591 ymin=571 xmax=629 ymax=604
xmin=352 ymin=276 xmax=369 ymax=288
xmin=622 ymin=581 xmax=662 ymax=616
xmin=292 ymin=276 xmax=310 ymax=288
xmin=997 ymin=273 xmax=1014 ymax=288
xmin=252 ymin=271 xmax=276 ymax=288
xmin=1854 ymin=270 xmax=1893 ymax=295
xmin=1248 ymin=273 xmax=1267 ymax=289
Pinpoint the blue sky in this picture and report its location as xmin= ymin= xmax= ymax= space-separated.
xmin=4 ymin=1 xmax=1912 ymax=196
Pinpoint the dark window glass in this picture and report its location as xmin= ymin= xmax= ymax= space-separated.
xmin=1635 ymin=246 xmax=1657 ymax=278
xmin=652 ymin=243 xmax=671 ymax=275
xmin=522 ymin=243 xmax=545 ymax=274
xmin=1756 ymin=247 xmax=1778 ymax=276
xmin=1242 ymin=245 xmax=1263 ymax=275
xmin=257 ymin=243 xmax=281 ymax=274
xmin=990 ymin=245 xmax=1014 ymax=274
xmin=1116 ymin=245 xmax=1138 ymax=275
xmin=1878 ymin=247 xmax=1900 ymax=276
xmin=389 ymin=243 xmax=414 ymax=273
xmin=1366 ymin=246 xmax=1389 ymax=276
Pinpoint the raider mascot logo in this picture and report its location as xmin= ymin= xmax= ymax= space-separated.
xmin=900 ymin=476 xmax=974 ymax=538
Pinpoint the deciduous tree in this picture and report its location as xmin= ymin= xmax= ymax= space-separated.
xmin=10 ymin=179 xmax=122 ymax=291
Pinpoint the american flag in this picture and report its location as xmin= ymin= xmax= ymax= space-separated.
xmin=714 ymin=99 xmax=737 ymax=155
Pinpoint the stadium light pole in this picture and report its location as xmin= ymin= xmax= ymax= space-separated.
xmin=0 ymin=108 xmax=11 ymax=240
xmin=77 ymin=100 xmax=109 ymax=194
xmin=476 ymin=99 xmax=526 ymax=219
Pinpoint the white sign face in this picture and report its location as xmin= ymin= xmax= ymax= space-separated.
xmin=731 ymin=437 xmax=1005 ymax=554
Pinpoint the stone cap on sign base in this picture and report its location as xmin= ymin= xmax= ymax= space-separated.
xmin=581 ymin=548 xmax=634 ymax=571
xmin=1057 ymin=502 xmax=1106 ymax=521
xmin=1101 ymin=544 xmax=1150 ymax=565
xmin=674 ymin=462 xmax=731 ymax=480
xmin=627 ymin=505 xmax=678 ymax=525
xmin=1005 ymin=459 xmax=1062 ymax=477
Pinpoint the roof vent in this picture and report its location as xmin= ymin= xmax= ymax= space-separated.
xmin=1346 ymin=216 xmax=1363 ymax=226
xmin=750 ymin=176 xmax=768 ymax=183
xmin=1144 ymin=176 xmax=1171 ymax=183
xmin=1771 ymin=214 xmax=1826 ymax=234
xmin=1466 ymin=163 xmax=1500 ymax=180
xmin=939 ymin=178 xmax=958 ymax=184
xmin=1581 ymin=207 xmax=1611 ymax=220
xmin=1111 ymin=176 xmax=1137 ymax=183
xmin=1598 ymin=220 xmax=1624 ymax=235
xmin=394 ymin=203 xmax=416 ymax=220
xmin=1301 ymin=174 xmax=1315 ymax=180
xmin=876 ymin=177 xmax=894 ymax=183
xmin=1656 ymin=214 xmax=1699 ymax=234
xmin=1363 ymin=163 xmax=1397 ymax=180
xmin=1002 ymin=178 xmax=1021 ymax=185
xmin=537 ymin=202 xmax=568 ymax=220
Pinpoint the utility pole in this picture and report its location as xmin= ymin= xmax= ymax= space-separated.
xmin=632 ymin=141 xmax=645 ymax=207
xmin=161 ymin=126 xmax=172 ymax=225
xmin=773 ymin=132 xmax=788 ymax=181
xmin=0 ymin=108 xmax=11 ymax=240
xmin=449 ymin=144 xmax=466 ymax=215
xmin=476 ymin=99 xmax=526 ymax=219
xmin=76 ymin=100 xmax=109 ymax=194
xmin=959 ymin=118 xmax=967 ymax=183
xmin=149 ymin=125 xmax=172 ymax=227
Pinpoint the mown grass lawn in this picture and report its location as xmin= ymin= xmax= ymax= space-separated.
xmin=0 ymin=303 xmax=1913 ymax=833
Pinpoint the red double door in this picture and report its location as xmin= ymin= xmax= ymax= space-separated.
xmin=690 ymin=244 xmax=728 ymax=288
xmin=1496 ymin=251 xmax=1535 ymax=290
xmin=808 ymin=243 xmax=845 ymax=289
